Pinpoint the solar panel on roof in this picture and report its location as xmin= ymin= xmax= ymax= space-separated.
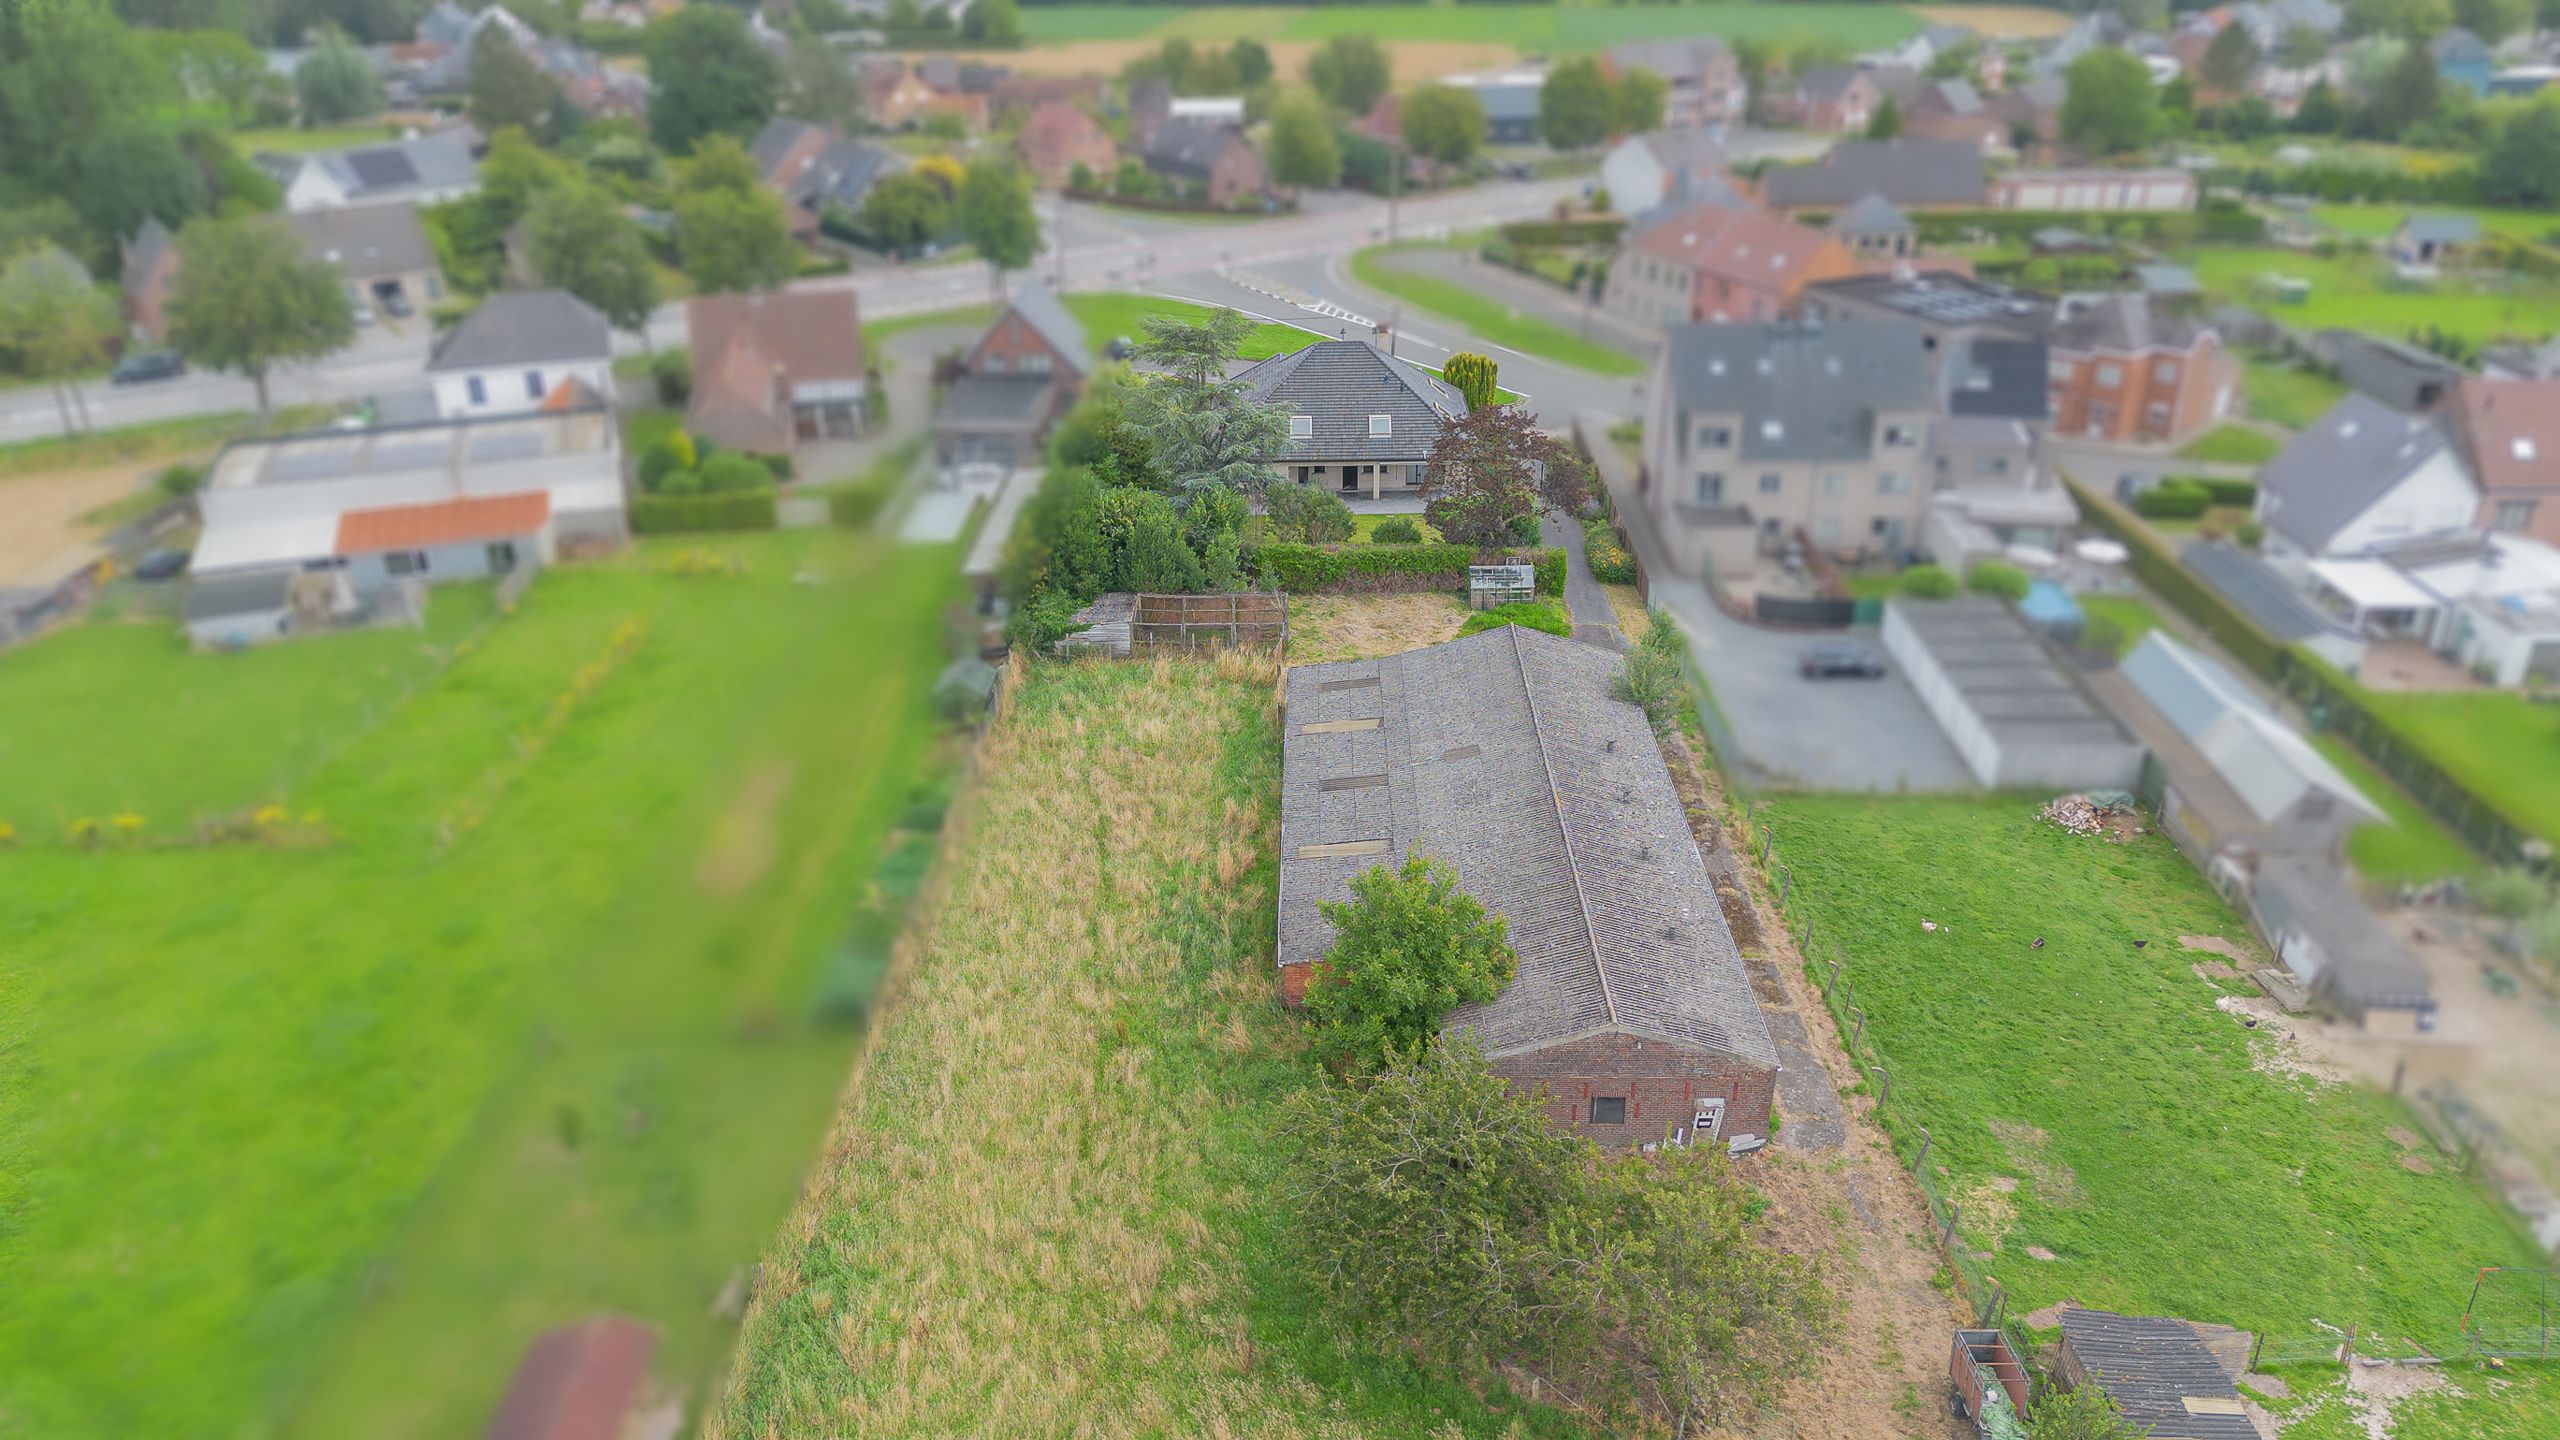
xmin=469 ymin=432 xmax=545 ymax=464
xmin=370 ymin=441 xmax=449 ymax=473
xmin=346 ymin=149 xmax=419 ymax=189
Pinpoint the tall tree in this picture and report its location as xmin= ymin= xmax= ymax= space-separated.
xmin=1305 ymin=856 xmax=1517 ymax=1071
xmin=293 ymin=24 xmax=381 ymax=122
xmin=1228 ymin=36 xmax=1273 ymax=87
xmin=72 ymin=125 xmax=206 ymax=240
xmin=527 ymin=181 xmax=659 ymax=339
xmin=165 ymin=215 xmax=351 ymax=414
xmin=2363 ymin=36 xmax=2439 ymax=133
xmin=781 ymin=26 xmax=863 ymax=130
xmin=2481 ymin=102 xmax=2560 ymax=205
xmin=2455 ymin=0 xmax=2532 ymax=41
xmin=1400 ymin=84 xmax=1485 ymax=166
xmin=673 ymin=138 xmax=796 ymax=292
xmin=646 ymin=5 xmax=778 ymax=154
xmin=1441 ymin=352 xmax=1497 ymax=412
xmin=2060 ymin=47 xmax=2158 ymax=154
xmin=956 ymin=157 xmax=1038 ymax=295
xmin=1265 ymin=90 xmax=1342 ymax=192
xmin=959 ymin=0 xmax=1019 ymax=45
xmin=1129 ymin=306 xmax=1252 ymax=390
xmin=1865 ymin=93 xmax=1903 ymax=139
xmin=155 ymin=29 xmax=271 ymax=124
xmin=1538 ymin=56 xmax=1614 ymax=151
xmin=1419 ymin=402 xmax=1591 ymax=548
xmin=1305 ymin=33 xmax=1391 ymax=115
xmin=0 ymin=245 xmax=119 ymax=435
xmin=1612 ymin=65 xmax=1668 ymax=134
xmin=858 ymin=171 xmax=949 ymax=253
xmin=2277 ymin=24 xmax=2330 ymax=67
xmin=467 ymin=26 xmax=558 ymax=139
xmin=1123 ymin=310 xmax=1289 ymax=495
xmin=2293 ymin=74 xmax=2345 ymax=131
xmin=2200 ymin=19 xmax=2263 ymax=92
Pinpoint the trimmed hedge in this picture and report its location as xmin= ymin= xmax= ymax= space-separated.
xmin=2197 ymin=475 xmax=2257 ymax=507
xmin=2065 ymin=476 xmax=2281 ymax=675
xmin=1501 ymin=217 xmax=1626 ymax=247
xmin=630 ymin=489 xmax=779 ymax=535
xmin=2132 ymin=479 xmax=2211 ymax=519
xmin=1254 ymin=542 xmax=1565 ymax=596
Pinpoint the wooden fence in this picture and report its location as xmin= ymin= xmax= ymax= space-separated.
xmin=1130 ymin=591 xmax=1287 ymax=653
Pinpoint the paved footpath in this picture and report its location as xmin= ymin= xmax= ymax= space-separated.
xmin=1541 ymin=510 xmax=1624 ymax=651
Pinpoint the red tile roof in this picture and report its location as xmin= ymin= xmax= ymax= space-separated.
xmin=2447 ymin=377 xmax=2560 ymax=497
xmin=482 ymin=1318 xmax=656 ymax=1440
xmin=336 ymin=491 xmax=550 ymax=555
xmin=1625 ymin=200 xmax=1857 ymax=295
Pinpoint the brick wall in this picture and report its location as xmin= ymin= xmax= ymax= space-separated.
xmin=1484 ymin=1030 xmax=1776 ymax=1151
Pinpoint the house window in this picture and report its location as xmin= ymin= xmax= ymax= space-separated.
xmin=1294 ymin=465 xmax=1310 ymax=484
xmin=2048 ymin=359 xmax=2073 ymax=383
xmin=1022 ymin=351 xmax=1052 ymax=375
xmin=523 ymin=370 xmax=544 ymax=401
xmin=1694 ymin=472 xmax=1725 ymax=505
xmin=1821 ymin=473 xmax=1846 ymax=497
xmin=1699 ymin=425 xmax=1733 ymax=447
xmin=2153 ymin=359 xmax=2177 ymax=385
xmin=2145 ymin=401 xmax=2171 ymax=426
xmin=1290 ymin=414 xmax=1315 ymax=439
xmin=486 ymin=541 xmax=518 ymax=572
xmin=1758 ymin=473 xmax=1782 ymax=495
xmin=1882 ymin=423 xmax=1919 ymax=447
xmin=1369 ymin=414 xmax=1392 ymax=437
xmin=466 ymin=375 xmax=487 ymax=405
xmin=1588 ymin=1096 xmax=1628 ymax=1125
xmin=985 ymin=353 xmax=1010 ymax=374
xmin=1878 ymin=472 xmax=1910 ymax=495
xmin=383 ymin=550 xmax=429 ymax=576
xmin=2496 ymin=499 xmax=2537 ymax=531
xmin=2096 ymin=363 xmax=2123 ymax=388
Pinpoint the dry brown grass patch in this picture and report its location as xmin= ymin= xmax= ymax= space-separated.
xmin=1285 ymin=592 xmax=1468 ymax=664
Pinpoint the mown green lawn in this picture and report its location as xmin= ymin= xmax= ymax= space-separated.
xmin=2357 ymin=688 xmax=2560 ymax=847
xmin=1351 ymin=244 xmax=1648 ymax=377
xmin=2190 ymin=247 xmax=2560 ymax=348
xmin=2176 ymin=423 xmax=2282 ymax=465
xmin=2242 ymin=356 xmax=2350 ymax=429
xmin=0 ymin=531 xmax=962 ymax=1440
xmin=2308 ymin=735 xmax=2481 ymax=884
xmin=1762 ymin=796 xmax=2546 ymax=1358
xmin=231 ymin=120 xmax=403 ymax=153
xmin=2311 ymin=202 xmax=2560 ymax=246
xmin=2075 ymin=592 xmax=2164 ymax=658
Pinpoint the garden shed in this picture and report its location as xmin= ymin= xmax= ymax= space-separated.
xmin=1276 ymin=626 xmax=1781 ymax=1150
xmin=2118 ymin=631 xmax=2384 ymax=851
xmin=1882 ymin=597 xmax=2142 ymax=789
xmin=2054 ymin=1308 xmax=2256 ymax=1440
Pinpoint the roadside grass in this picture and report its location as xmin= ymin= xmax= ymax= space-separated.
xmin=2242 ymin=356 xmax=2349 ymax=429
xmin=1602 ymin=583 xmax=1649 ymax=641
xmin=1350 ymin=244 xmax=1648 ymax=377
xmin=2308 ymin=734 xmax=2482 ymax=885
xmin=1760 ymin=797 xmax=2547 ymax=1355
xmin=2176 ymin=423 xmax=2282 ymax=465
xmin=708 ymin=658 xmax=1582 ymax=1438
xmin=1062 ymin=292 xmax=1313 ymax=358
xmin=2356 ymin=688 xmax=2560 ymax=846
xmin=865 ymin=303 xmax=997 ymax=351
xmin=0 ymin=410 xmax=311 ymax=483
xmin=2076 ymin=593 xmax=2164 ymax=658
xmin=231 ymin=120 xmax=403 ymax=153
xmin=0 ymin=531 xmax=963 ymax=1440
xmin=2188 ymin=247 xmax=2560 ymax=348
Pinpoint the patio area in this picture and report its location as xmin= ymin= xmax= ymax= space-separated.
xmin=2357 ymin=638 xmax=2481 ymax=692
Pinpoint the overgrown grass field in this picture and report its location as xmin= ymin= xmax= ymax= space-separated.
xmin=0 ymin=531 xmax=962 ymax=1439
xmin=711 ymin=658 xmax=1584 ymax=1437
xmin=1759 ymin=797 xmax=2545 ymax=1359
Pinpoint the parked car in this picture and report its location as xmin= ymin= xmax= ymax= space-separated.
xmin=1799 ymin=640 xmax=1887 ymax=679
xmin=133 ymin=548 xmax=190 ymax=581
xmin=1104 ymin=335 xmax=1135 ymax=360
xmin=380 ymin=289 xmax=414 ymax=319
xmin=109 ymin=349 xmax=186 ymax=385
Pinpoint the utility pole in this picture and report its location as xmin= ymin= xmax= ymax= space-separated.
xmin=1387 ymin=135 xmax=1404 ymax=243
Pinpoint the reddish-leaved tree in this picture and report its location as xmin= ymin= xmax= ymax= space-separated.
xmin=1417 ymin=402 xmax=1593 ymax=549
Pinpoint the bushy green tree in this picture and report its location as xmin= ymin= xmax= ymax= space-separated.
xmin=1442 ymin=351 xmax=1497 ymax=411
xmin=2025 ymin=1380 xmax=2150 ymax=1440
xmin=1614 ymin=614 xmax=1687 ymax=729
xmin=1262 ymin=480 xmax=1355 ymax=543
xmin=468 ymin=27 xmax=559 ymax=138
xmin=1866 ymin=93 xmax=1903 ymax=139
xmin=2481 ymin=102 xmax=2560 ymax=206
xmin=674 ymin=135 xmax=796 ymax=292
xmin=294 ymin=25 xmax=381 ymax=122
xmin=2061 ymin=48 xmax=2157 ymax=154
xmin=1612 ymin=65 xmax=1668 ymax=134
xmin=2456 ymin=0 xmax=2533 ymax=41
xmin=1400 ymin=84 xmax=1486 ymax=166
xmin=1229 ymin=36 xmax=1273 ymax=87
xmin=782 ymin=27 xmax=864 ymax=130
xmin=956 ymin=157 xmax=1038 ymax=290
xmin=2293 ymin=75 xmax=2345 ymax=131
xmin=859 ymin=171 xmax=949 ymax=252
xmin=0 ymin=245 xmax=119 ymax=436
xmin=1123 ymin=307 xmax=1293 ymax=494
xmin=1266 ymin=90 xmax=1342 ymax=191
xmin=1306 ymin=34 xmax=1391 ymax=115
xmin=1119 ymin=502 xmax=1203 ymax=591
xmin=1539 ymin=55 xmax=1614 ymax=150
xmin=1419 ymin=402 xmax=1589 ymax=548
xmin=1306 ymin=856 xmax=1516 ymax=1070
xmin=1965 ymin=559 xmax=2031 ymax=601
xmin=1901 ymin=563 xmax=1959 ymax=598
xmin=960 ymin=0 xmax=1020 ymax=44
xmin=647 ymin=6 xmax=778 ymax=154
xmin=165 ymin=214 xmax=351 ymax=414
xmin=527 ymin=180 xmax=659 ymax=337
xmin=72 ymin=125 xmax=205 ymax=241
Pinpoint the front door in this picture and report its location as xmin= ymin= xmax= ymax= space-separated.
xmin=1694 ymin=1098 xmax=1726 ymax=1141
xmin=1339 ymin=465 xmax=1360 ymax=493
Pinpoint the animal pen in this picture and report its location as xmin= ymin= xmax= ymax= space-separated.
xmin=1056 ymin=591 xmax=1289 ymax=657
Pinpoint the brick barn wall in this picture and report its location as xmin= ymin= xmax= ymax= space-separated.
xmin=1483 ymin=1030 xmax=1776 ymax=1151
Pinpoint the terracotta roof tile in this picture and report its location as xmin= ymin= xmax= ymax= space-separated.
xmin=336 ymin=492 xmax=549 ymax=555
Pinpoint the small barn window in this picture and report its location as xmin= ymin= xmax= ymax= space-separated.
xmin=1290 ymin=414 xmax=1314 ymax=438
xmin=1369 ymin=413 xmax=1392 ymax=437
xmin=1589 ymin=1096 xmax=1628 ymax=1125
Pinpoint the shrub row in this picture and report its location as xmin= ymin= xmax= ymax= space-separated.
xmin=1500 ymin=217 xmax=1626 ymax=248
xmin=2065 ymin=476 xmax=2281 ymax=675
xmin=1582 ymin=515 xmax=1637 ymax=584
xmin=2134 ymin=475 xmax=2258 ymax=518
xmin=1252 ymin=542 xmax=1564 ymax=596
xmin=630 ymin=490 xmax=779 ymax=535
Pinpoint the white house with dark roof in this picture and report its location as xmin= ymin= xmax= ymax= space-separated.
xmin=1239 ymin=339 xmax=1468 ymax=504
xmin=2255 ymin=394 xmax=2478 ymax=577
xmin=262 ymin=130 xmax=481 ymax=213
xmin=1598 ymin=129 xmax=1730 ymax=214
xmin=1277 ymin=626 xmax=1781 ymax=1149
xmin=426 ymin=290 xmax=613 ymax=420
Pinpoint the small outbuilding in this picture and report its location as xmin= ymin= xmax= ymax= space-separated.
xmin=482 ymin=1317 xmax=659 ymax=1440
xmin=1882 ymin=596 xmax=2142 ymax=789
xmin=2054 ymin=1308 xmax=2256 ymax=1440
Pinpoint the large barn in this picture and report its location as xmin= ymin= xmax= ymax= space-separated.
xmin=1276 ymin=626 xmax=1781 ymax=1150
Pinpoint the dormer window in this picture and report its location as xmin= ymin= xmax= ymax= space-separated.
xmin=1760 ymin=419 xmax=1784 ymax=441
xmin=1369 ymin=414 xmax=1392 ymax=437
xmin=1290 ymin=414 xmax=1314 ymax=439
xmin=2516 ymin=437 xmax=2538 ymax=461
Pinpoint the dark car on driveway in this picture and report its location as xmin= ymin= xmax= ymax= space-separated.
xmin=133 ymin=548 xmax=191 ymax=581
xmin=110 ymin=349 xmax=186 ymax=385
xmin=1799 ymin=640 xmax=1887 ymax=679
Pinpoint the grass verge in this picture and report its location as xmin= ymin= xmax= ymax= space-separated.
xmin=2176 ymin=423 xmax=2283 ymax=465
xmin=709 ymin=657 xmax=1582 ymax=1438
xmin=2308 ymin=734 xmax=2482 ymax=884
xmin=1349 ymin=244 xmax=1648 ymax=377
xmin=0 ymin=410 xmax=307 ymax=483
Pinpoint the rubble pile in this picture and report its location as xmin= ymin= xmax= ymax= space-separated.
xmin=2039 ymin=791 xmax=2145 ymax=841
xmin=2039 ymin=793 xmax=2106 ymax=836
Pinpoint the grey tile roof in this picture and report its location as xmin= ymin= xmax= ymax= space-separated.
xmin=1761 ymin=138 xmax=1986 ymax=211
xmin=1277 ymin=627 xmax=1781 ymax=1072
xmin=2057 ymin=1310 xmax=2258 ymax=1440
xmin=289 ymin=203 xmax=437 ymax=282
xmin=1930 ymin=77 xmax=1985 ymax=115
xmin=934 ymin=373 xmax=1055 ymax=428
xmin=791 ymin=137 xmax=899 ymax=212
xmin=2257 ymin=394 xmax=2451 ymax=552
xmin=1835 ymin=191 xmax=1912 ymax=233
xmin=2399 ymin=211 xmax=2482 ymax=245
xmin=2180 ymin=541 xmax=2355 ymax=643
xmin=1948 ymin=336 xmax=2051 ymax=421
xmin=2047 ymin=292 xmax=2211 ymax=355
xmin=1237 ymin=339 xmax=1466 ymax=463
xmin=1631 ymin=170 xmax=1751 ymax=232
xmin=1663 ymin=320 xmax=1935 ymax=462
xmin=426 ymin=289 xmax=610 ymax=371
xmin=1143 ymin=117 xmax=1242 ymax=181
xmin=1001 ymin=280 xmax=1092 ymax=375
xmin=1641 ymin=126 xmax=1728 ymax=177
xmin=1797 ymin=64 xmax=1866 ymax=103
xmin=749 ymin=116 xmax=821 ymax=173
xmin=2254 ymin=858 xmax=2434 ymax=1009
xmin=287 ymin=130 xmax=480 ymax=203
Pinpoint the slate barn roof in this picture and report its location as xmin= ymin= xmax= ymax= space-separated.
xmin=1277 ymin=627 xmax=1780 ymax=1071
xmin=2058 ymin=1309 xmax=2257 ymax=1440
xmin=1236 ymin=339 xmax=1467 ymax=462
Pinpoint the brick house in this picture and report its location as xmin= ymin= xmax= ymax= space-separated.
xmin=1758 ymin=138 xmax=1987 ymax=215
xmin=684 ymin=288 xmax=868 ymax=455
xmin=1015 ymin=101 xmax=1117 ymax=190
xmin=1607 ymin=37 xmax=1747 ymax=130
xmin=932 ymin=281 xmax=1092 ymax=477
xmin=1240 ymin=338 xmax=1468 ymax=501
xmin=1603 ymin=199 xmax=1860 ymax=328
xmin=1902 ymin=78 xmax=2009 ymax=155
xmin=1277 ymin=626 xmax=1782 ymax=1151
xmin=2045 ymin=294 xmax=2238 ymax=445
xmin=2443 ymin=377 xmax=2560 ymax=547
xmin=1785 ymin=65 xmax=1881 ymax=132
xmin=1142 ymin=118 xmax=1265 ymax=206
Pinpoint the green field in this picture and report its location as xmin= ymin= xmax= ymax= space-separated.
xmin=2358 ymin=688 xmax=2560 ymax=847
xmin=0 ymin=530 xmax=963 ymax=1439
xmin=710 ymin=659 xmax=1583 ymax=1438
xmin=2176 ymin=423 xmax=2283 ymax=464
xmin=2311 ymin=202 xmax=2560 ymax=247
xmin=232 ymin=120 xmax=404 ymax=153
xmin=2075 ymin=591 xmax=2164 ymax=657
xmin=2308 ymin=735 xmax=2481 ymax=884
xmin=1762 ymin=797 xmax=2546 ymax=1356
xmin=2242 ymin=355 xmax=2351 ymax=429
xmin=1020 ymin=2 xmax=1926 ymax=47
xmin=2190 ymin=247 xmax=2560 ymax=348
xmin=1351 ymin=243 xmax=1648 ymax=377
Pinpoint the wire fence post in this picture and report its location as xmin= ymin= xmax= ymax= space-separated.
xmin=1942 ymin=1202 xmax=1962 ymax=1249
xmin=1760 ymin=831 xmax=1773 ymax=867
xmin=1779 ymin=866 xmax=1793 ymax=910
xmin=1824 ymin=958 xmax=1841 ymax=996
xmin=1850 ymin=1007 xmax=1867 ymax=1054
xmin=1914 ymin=1124 xmax=1931 ymax=1175
xmin=1869 ymin=1065 xmax=1890 ymax=1105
